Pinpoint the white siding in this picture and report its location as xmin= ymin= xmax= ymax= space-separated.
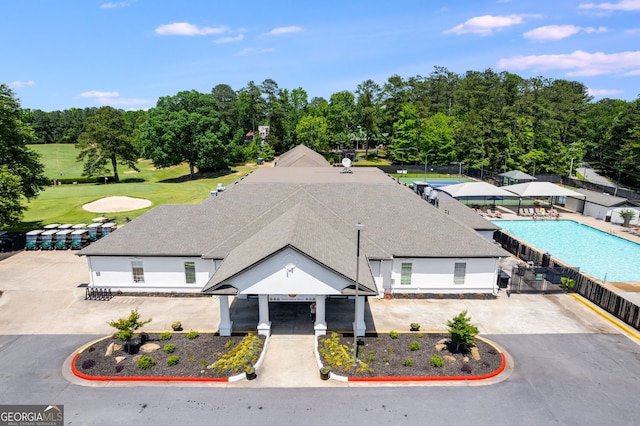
xmin=389 ymin=257 xmax=499 ymax=294
xmin=225 ymin=247 xmax=354 ymax=295
xmin=87 ymin=256 xmax=215 ymax=293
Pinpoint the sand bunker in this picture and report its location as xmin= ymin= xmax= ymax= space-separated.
xmin=82 ymin=196 xmax=152 ymax=213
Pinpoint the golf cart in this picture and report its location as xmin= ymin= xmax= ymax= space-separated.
xmin=25 ymin=230 xmax=44 ymax=250
xmin=54 ymin=229 xmax=73 ymax=250
xmin=87 ymin=223 xmax=102 ymax=241
xmin=39 ymin=230 xmax=58 ymax=250
xmin=101 ymin=222 xmax=117 ymax=237
xmin=70 ymin=229 xmax=89 ymax=249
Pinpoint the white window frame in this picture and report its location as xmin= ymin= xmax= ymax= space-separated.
xmin=401 ymin=263 xmax=412 ymax=285
xmin=184 ymin=261 xmax=196 ymax=284
xmin=454 ymin=262 xmax=466 ymax=285
xmin=132 ymin=260 xmax=145 ymax=284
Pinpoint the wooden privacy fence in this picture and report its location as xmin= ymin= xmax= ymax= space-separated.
xmin=494 ymin=230 xmax=640 ymax=331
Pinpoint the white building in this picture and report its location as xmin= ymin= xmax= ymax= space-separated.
xmin=79 ymin=145 xmax=508 ymax=337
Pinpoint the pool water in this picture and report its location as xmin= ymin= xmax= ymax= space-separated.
xmin=493 ymin=220 xmax=640 ymax=282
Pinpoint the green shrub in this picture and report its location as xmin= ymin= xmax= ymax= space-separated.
xmin=166 ymin=356 xmax=179 ymax=366
xmin=186 ymin=330 xmax=199 ymax=339
xmin=447 ymin=310 xmax=479 ymax=351
xmin=108 ymin=309 xmax=152 ymax=343
xmin=208 ymin=333 xmax=264 ymax=375
xmin=430 ymin=355 xmax=445 ymax=368
xmin=160 ymin=332 xmax=172 ymax=340
xmin=409 ymin=341 xmax=420 ymax=351
xmin=416 ymin=333 xmax=423 ymax=338
xmin=402 ymin=358 xmax=414 ymax=366
xmin=389 ymin=330 xmax=399 ymax=339
xmin=224 ymin=339 xmax=236 ymax=348
xmin=163 ymin=343 xmax=175 ymax=354
xmin=137 ymin=355 xmax=156 ymax=370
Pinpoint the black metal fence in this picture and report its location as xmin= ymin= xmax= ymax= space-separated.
xmin=494 ymin=229 xmax=640 ymax=331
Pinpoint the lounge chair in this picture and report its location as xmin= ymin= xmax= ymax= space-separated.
xmin=535 ymin=208 xmax=545 ymax=217
xmin=494 ymin=210 xmax=503 ymax=219
xmin=519 ymin=208 xmax=529 ymax=216
xmin=486 ymin=209 xmax=495 ymax=217
xmin=528 ymin=208 xmax=536 ymax=216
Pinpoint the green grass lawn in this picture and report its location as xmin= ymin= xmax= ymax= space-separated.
xmin=15 ymin=145 xmax=259 ymax=232
xmin=29 ymin=143 xmax=86 ymax=179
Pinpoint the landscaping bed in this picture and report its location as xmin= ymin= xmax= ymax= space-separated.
xmin=318 ymin=332 xmax=503 ymax=378
xmin=74 ymin=332 xmax=265 ymax=379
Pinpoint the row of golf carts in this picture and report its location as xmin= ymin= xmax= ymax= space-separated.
xmin=25 ymin=220 xmax=117 ymax=250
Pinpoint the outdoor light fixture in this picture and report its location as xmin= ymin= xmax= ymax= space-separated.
xmin=424 ymin=153 xmax=435 ymax=180
xmin=353 ymin=222 xmax=364 ymax=367
xmin=450 ymin=161 xmax=464 ymax=181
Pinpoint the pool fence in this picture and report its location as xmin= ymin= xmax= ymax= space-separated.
xmin=494 ymin=230 xmax=640 ymax=332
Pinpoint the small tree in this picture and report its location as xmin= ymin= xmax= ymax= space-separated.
xmin=619 ymin=209 xmax=637 ymax=228
xmin=447 ymin=310 xmax=479 ymax=351
xmin=108 ymin=309 xmax=152 ymax=343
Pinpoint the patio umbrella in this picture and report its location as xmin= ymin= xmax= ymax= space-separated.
xmin=439 ymin=182 xmax=516 ymax=198
xmin=502 ymin=182 xmax=586 ymax=214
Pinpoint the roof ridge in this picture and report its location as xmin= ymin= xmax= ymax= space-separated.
xmin=295 ymin=185 xmax=391 ymax=258
xmin=204 ymin=186 xmax=306 ymax=255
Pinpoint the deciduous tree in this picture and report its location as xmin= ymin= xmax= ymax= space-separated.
xmin=76 ymin=106 xmax=138 ymax=183
xmin=0 ymin=84 xmax=48 ymax=227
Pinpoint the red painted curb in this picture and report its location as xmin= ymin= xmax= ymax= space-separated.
xmin=71 ymin=353 xmax=229 ymax=383
xmin=348 ymin=352 xmax=506 ymax=382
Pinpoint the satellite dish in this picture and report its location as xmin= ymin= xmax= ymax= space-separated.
xmin=342 ymin=158 xmax=352 ymax=168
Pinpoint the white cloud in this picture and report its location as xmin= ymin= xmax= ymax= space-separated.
xmin=79 ymin=90 xmax=119 ymax=98
xmin=588 ymin=88 xmax=623 ymax=96
xmin=579 ymin=0 xmax=640 ymax=10
xmin=100 ymin=1 xmax=133 ymax=8
xmin=155 ymin=22 xmax=228 ymax=36
xmin=625 ymin=28 xmax=640 ymax=34
xmin=265 ymin=26 xmax=302 ymax=36
xmin=237 ymin=47 xmax=275 ymax=56
xmin=444 ymin=14 xmax=542 ymax=36
xmin=213 ymin=34 xmax=244 ymax=44
xmin=77 ymin=90 xmax=151 ymax=106
xmin=9 ymin=80 xmax=35 ymax=88
xmin=523 ymin=25 xmax=607 ymax=41
xmin=498 ymin=50 xmax=640 ymax=76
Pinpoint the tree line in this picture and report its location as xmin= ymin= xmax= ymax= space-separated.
xmin=2 ymin=67 xmax=640 ymax=226
xmin=24 ymin=67 xmax=640 ymax=189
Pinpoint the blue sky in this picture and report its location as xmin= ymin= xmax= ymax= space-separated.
xmin=3 ymin=0 xmax=640 ymax=111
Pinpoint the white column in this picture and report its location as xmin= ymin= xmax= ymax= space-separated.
xmin=353 ymin=296 xmax=366 ymax=336
xmin=218 ymin=295 xmax=233 ymax=336
xmin=314 ymin=295 xmax=327 ymax=336
xmin=257 ymin=294 xmax=271 ymax=336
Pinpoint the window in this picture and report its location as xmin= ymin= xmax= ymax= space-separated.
xmin=132 ymin=260 xmax=145 ymax=283
xmin=184 ymin=262 xmax=196 ymax=284
xmin=401 ymin=263 xmax=412 ymax=285
xmin=454 ymin=262 xmax=466 ymax=285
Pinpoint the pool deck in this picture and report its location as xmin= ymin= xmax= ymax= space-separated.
xmin=492 ymin=205 xmax=640 ymax=305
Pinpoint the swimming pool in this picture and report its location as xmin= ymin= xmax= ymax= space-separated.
xmin=493 ymin=220 xmax=640 ymax=282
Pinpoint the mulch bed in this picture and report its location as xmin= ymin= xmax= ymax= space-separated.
xmin=318 ymin=332 xmax=503 ymax=378
xmin=74 ymin=331 xmax=503 ymax=380
xmin=74 ymin=333 xmax=265 ymax=379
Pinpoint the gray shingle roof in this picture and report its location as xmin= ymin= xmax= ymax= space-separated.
xmin=573 ymin=188 xmax=628 ymax=207
xmin=202 ymin=202 xmax=376 ymax=294
xmin=80 ymin=166 xmax=507 ymax=260
xmin=275 ymin=144 xmax=330 ymax=167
